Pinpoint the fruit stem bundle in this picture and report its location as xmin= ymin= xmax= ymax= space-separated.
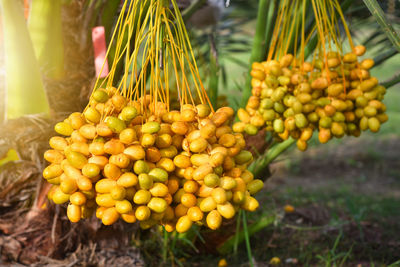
xmin=43 ymin=0 xmax=265 ymax=234
xmin=91 ymin=0 xmax=214 ymax=118
xmin=235 ymin=0 xmax=389 ymax=152
xmin=249 ymin=138 xmax=296 ymax=178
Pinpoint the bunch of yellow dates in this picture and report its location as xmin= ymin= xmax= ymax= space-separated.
xmin=43 ymin=87 xmax=263 ymax=233
xmin=234 ymin=45 xmax=388 ymax=151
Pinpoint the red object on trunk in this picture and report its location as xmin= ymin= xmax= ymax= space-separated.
xmin=92 ymin=26 xmax=109 ymax=78
xmin=24 ymin=0 xmax=30 ymax=19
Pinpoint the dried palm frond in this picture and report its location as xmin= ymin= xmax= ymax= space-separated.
xmin=0 ymin=161 xmax=39 ymax=211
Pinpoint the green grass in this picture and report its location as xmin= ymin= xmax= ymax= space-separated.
xmin=242 ymin=182 xmax=400 ymax=265
xmin=283 ymin=184 xmax=400 ymax=220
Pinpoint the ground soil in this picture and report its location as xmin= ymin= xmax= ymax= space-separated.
xmin=250 ymin=134 xmax=400 ymax=266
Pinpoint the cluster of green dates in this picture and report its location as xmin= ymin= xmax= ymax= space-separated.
xmin=233 ymin=45 xmax=388 ymax=151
